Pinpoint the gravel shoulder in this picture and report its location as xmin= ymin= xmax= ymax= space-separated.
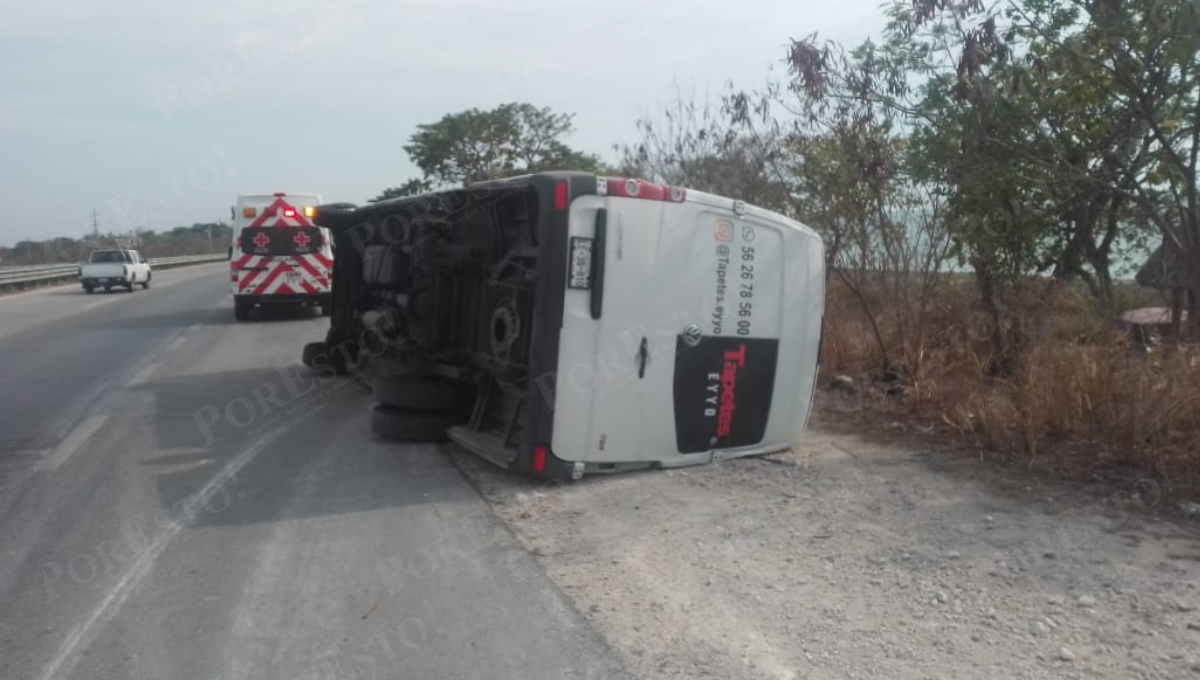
xmin=452 ymin=394 xmax=1200 ymax=680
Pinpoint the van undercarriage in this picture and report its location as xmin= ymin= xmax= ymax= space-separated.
xmin=305 ymin=175 xmax=578 ymax=478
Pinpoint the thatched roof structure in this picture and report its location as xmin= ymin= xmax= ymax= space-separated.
xmin=1135 ymin=238 xmax=1192 ymax=291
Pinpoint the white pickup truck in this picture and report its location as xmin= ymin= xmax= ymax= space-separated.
xmin=78 ymin=249 xmax=152 ymax=293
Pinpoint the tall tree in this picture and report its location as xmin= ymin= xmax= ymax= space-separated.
xmin=615 ymin=86 xmax=792 ymax=214
xmin=402 ymin=103 xmax=607 ymax=186
xmin=368 ymin=178 xmax=432 ymax=203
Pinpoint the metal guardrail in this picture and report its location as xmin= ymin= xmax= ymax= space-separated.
xmin=0 ymin=254 xmax=228 ymax=292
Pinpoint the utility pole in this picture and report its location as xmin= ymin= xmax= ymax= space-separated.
xmin=92 ymin=209 xmax=100 ymax=240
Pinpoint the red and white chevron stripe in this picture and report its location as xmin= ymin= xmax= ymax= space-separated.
xmin=231 ymin=253 xmax=331 ymax=295
xmin=231 ymin=195 xmax=333 ymax=297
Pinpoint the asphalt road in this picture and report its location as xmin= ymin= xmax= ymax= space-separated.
xmin=0 ymin=265 xmax=629 ymax=680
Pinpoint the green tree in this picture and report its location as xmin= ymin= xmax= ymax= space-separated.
xmin=369 ymin=178 xmax=433 ymax=203
xmin=402 ymin=103 xmax=606 ymax=186
xmin=768 ymin=0 xmax=1200 ymax=357
xmin=1027 ymin=0 xmax=1200 ymax=332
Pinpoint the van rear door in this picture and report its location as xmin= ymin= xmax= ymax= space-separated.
xmin=552 ymin=192 xmax=789 ymax=465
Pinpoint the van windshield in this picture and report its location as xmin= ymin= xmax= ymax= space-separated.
xmin=239 ymin=227 xmax=323 ymax=256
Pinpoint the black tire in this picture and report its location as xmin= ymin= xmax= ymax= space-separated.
xmin=320 ymin=304 xmax=332 ymax=317
xmin=142 ymin=273 xmax=151 ymax=290
xmin=301 ymin=340 xmax=360 ymax=376
xmin=234 ymin=300 xmax=250 ymax=321
xmin=369 ymin=404 xmax=459 ymax=442
xmin=301 ymin=342 xmax=325 ymax=368
xmin=126 ymin=280 xmax=135 ymax=292
xmin=84 ymin=286 xmax=94 ymax=294
xmin=373 ymin=374 xmax=471 ymax=411
xmin=104 ymin=285 xmax=112 ymax=293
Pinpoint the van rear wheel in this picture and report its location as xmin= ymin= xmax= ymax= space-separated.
xmin=370 ymin=404 xmax=459 ymax=442
xmin=373 ymin=374 xmax=472 ymax=411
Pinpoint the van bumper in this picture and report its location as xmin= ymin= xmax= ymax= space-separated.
xmin=235 ymin=293 xmax=332 ymax=306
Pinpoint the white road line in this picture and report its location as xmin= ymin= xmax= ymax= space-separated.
xmin=39 ymin=415 xmax=109 ymax=472
xmin=165 ymin=336 xmax=187 ymax=352
xmin=128 ymin=362 xmax=161 ymax=386
xmin=34 ymin=423 xmax=300 ymax=680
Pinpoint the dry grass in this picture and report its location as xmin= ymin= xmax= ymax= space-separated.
xmin=819 ymin=277 xmax=1200 ymax=493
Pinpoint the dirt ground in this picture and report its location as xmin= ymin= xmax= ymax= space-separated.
xmin=451 ymin=393 xmax=1200 ymax=680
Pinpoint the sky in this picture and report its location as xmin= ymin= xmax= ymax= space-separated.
xmin=0 ymin=0 xmax=889 ymax=246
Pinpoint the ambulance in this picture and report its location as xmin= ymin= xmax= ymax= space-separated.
xmin=228 ymin=193 xmax=334 ymax=321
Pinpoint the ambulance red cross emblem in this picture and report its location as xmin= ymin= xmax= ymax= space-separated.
xmin=293 ymin=231 xmax=311 ymax=249
xmin=253 ymin=232 xmax=270 ymax=249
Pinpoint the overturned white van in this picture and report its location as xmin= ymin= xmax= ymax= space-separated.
xmin=303 ymin=172 xmax=824 ymax=480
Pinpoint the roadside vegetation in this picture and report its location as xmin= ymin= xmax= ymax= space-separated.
xmin=0 ymin=222 xmax=232 ymax=265
xmin=610 ymin=0 xmax=1200 ymax=493
xmin=371 ymin=0 xmax=1200 ymax=495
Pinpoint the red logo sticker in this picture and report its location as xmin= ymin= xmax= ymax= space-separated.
xmin=253 ymin=232 xmax=270 ymax=249
xmin=716 ymin=344 xmax=747 ymax=437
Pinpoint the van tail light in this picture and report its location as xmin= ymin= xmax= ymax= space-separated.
xmin=554 ymin=182 xmax=568 ymax=210
xmin=230 ymin=266 xmax=238 ymax=282
xmin=533 ymin=446 xmax=547 ymax=473
xmin=598 ymin=177 xmax=686 ymax=203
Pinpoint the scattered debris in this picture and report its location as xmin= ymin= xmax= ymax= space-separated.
xmin=831 ymin=375 xmax=855 ymax=390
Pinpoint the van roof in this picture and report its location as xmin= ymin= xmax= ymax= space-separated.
xmin=313 ymin=171 xmax=817 ymax=241
xmin=236 ymin=193 xmax=320 ymax=202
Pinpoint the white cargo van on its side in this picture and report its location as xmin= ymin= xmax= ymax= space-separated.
xmin=229 ymin=193 xmax=334 ymax=321
xmin=303 ymin=172 xmax=824 ymax=481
